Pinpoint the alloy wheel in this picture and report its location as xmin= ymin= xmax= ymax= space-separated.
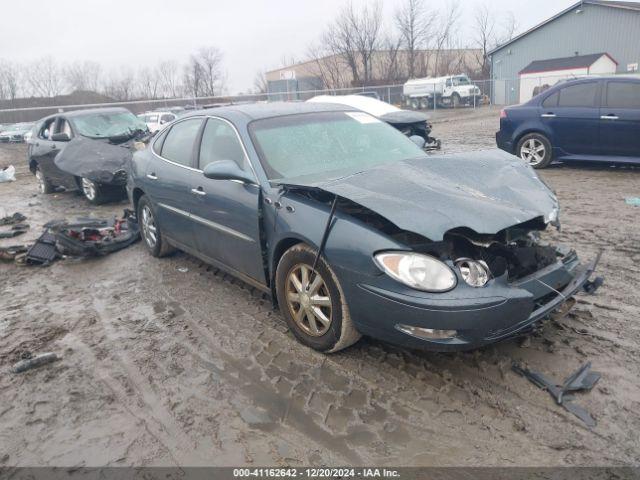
xmin=520 ymin=138 xmax=546 ymax=166
xmin=285 ymin=264 xmax=332 ymax=337
xmin=141 ymin=205 xmax=157 ymax=248
xmin=81 ymin=178 xmax=97 ymax=200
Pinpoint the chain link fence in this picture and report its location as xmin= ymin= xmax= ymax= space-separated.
xmin=2 ymin=71 xmax=639 ymax=125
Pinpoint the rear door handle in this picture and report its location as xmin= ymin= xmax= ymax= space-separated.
xmin=600 ymin=114 xmax=619 ymax=120
xmin=191 ymin=187 xmax=206 ymax=196
xmin=146 ymin=173 xmax=158 ymax=180
xmin=541 ymin=113 xmax=556 ymax=118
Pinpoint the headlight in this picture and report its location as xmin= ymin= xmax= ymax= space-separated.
xmin=374 ymin=252 xmax=457 ymax=292
xmin=455 ymin=258 xmax=490 ymax=287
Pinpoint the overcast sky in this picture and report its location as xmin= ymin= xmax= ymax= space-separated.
xmin=0 ymin=0 xmax=580 ymax=94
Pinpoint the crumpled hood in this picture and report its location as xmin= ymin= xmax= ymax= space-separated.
xmin=283 ymin=150 xmax=558 ymax=241
xmin=379 ymin=110 xmax=430 ymax=125
xmin=54 ymin=136 xmax=141 ymax=184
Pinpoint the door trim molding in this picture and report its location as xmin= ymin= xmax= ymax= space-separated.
xmin=158 ymin=202 xmax=255 ymax=243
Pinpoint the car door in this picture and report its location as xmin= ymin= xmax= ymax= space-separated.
xmin=599 ymin=80 xmax=640 ymax=158
xmin=190 ymin=117 xmax=265 ymax=284
xmin=31 ymin=117 xmax=68 ymax=184
xmin=145 ymin=116 xmax=205 ymax=249
xmin=539 ymin=81 xmax=601 ymax=156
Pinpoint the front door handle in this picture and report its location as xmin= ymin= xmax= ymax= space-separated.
xmin=600 ymin=114 xmax=619 ymax=120
xmin=541 ymin=113 xmax=556 ymax=118
xmin=146 ymin=173 xmax=158 ymax=180
xmin=191 ymin=187 xmax=206 ymax=196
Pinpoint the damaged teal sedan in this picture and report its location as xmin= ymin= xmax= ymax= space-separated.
xmin=127 ymin=103 xmax=602 ymax=353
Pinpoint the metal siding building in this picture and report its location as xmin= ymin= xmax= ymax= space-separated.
xmin=489 ymin=0 xmax=640 ymax=104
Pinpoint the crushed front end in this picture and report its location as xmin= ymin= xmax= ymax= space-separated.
xmin=348 ymin=219 xmax=602 ymax=351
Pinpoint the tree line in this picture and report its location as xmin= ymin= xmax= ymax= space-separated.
xmin=0 ymin=46 xmax=226 ymax=103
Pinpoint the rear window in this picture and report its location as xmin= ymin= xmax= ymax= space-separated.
xmin=557 ymin=82 xmax=598 ymax=108
xmin=606 ymin=82 xmax=640 ymax=109
xmin=160 ymin=118 xmax=203 ymax=167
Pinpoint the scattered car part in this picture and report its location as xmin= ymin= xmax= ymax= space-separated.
xmin=0 ymin=165 xmax=16 ymax=183
xmin=25 ymin=230 xmax=59 ymax=266
xmin=512 ymin=362 xmax=601 ymax=427
xmin=51 ymin=209 xmax=140 ymax=257
xmin=0 ymin=223 xmax=29 ymax=238
xmin=0 ymin=245 xmax=28 ymax=261
xmin=625 ymin=197 xmax=640 ymax=206
xmin=11 ymin=353 xmax=59 ymax=374
xmin=0 ymin=212 xmax=27 ymax=226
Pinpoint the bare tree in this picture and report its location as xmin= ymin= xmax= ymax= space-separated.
xmin=306 ymin=42 xmax=350 ymax=90
xmin=472 ymin=5 xmax=496 ymax=78
xmin=183 ymin=54 xmax=204 ymax=98
xmin=157 ymin=60 xmax=182 ymax=98
xmin=103 ymin=67 xmax=136 ymax=101
xmin=25 ymin=56 xmax=65 ymax=98
xmin=137 ymin=66 xmax=160 ymax=100
xmin=196 ymin=47 xmax=225 ymax=97
xmin=65 ymin=61 xmax=101 ymax=92
xmin=395 ymin=0 xmax=434 ymax=79
xmin=0 ymin=60 xmax=21 ymax=101
xmin=432 ymin=1 xmax=460 ymax=76
xmin=376 ymin=34 xmax=404 ymax=83
xmin=253 ymin=70 xmax=269 ymax=94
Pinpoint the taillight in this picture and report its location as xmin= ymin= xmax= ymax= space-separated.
xmin=500 ymin=109 xmax=507 ymax=119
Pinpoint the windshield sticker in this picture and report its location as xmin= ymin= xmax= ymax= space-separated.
xmin=345 ymin=112 xmax=381 ymax=124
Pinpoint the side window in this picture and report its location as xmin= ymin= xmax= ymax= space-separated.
xmin=445 ymin=79 xmax=452 ymax=87
xmin=606 ymin=82 xmax=640 ymax=109
xmin=39 ymin=118 xmax=57 ymax=140
xmin=542 ymin=92 xmax=558 ymax=108
xmin=198 ymin=118 xmax=247 ymax=170
xmin=557 ymin=82 xmax=598 ymax=108
xmin=160 ymin=118 xmax=203 ymax=167
xmin=54 ymin=119 xmax=72 ymax=138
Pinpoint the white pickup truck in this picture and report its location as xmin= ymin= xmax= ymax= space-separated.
xmin=403 ymin=74 xmax=482 ymax=109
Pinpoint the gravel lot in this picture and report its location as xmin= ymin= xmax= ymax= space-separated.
xmin=1 ymin=107 xmax=639 ymax=467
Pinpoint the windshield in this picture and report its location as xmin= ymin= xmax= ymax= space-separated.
xmin=249 ymin=111 xmax=426 ymax=182
xmin=452 ymin=76 xmax=470 ymax=86
xmin=73 ymin=111 xmax=148 ymax=138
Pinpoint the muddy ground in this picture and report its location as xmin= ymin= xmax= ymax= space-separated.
xmin=1 ymin=107 xmax=639 ymax=467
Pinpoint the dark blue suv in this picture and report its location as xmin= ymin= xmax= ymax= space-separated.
xmin=496 ymin=76 xmax=640 ymax=168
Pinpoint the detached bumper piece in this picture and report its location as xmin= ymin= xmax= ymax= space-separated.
xmin=512 ymin=362 xmax=601 ymax=427
xmin=51 ymin=209 xmax=140 ymax=257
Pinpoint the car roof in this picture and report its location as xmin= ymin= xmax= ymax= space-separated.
xmin=182 ymin=101 xmax=354 ymax=121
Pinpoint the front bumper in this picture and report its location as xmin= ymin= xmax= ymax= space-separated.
xmin=348 ymin=252 xmax=601 ymax=351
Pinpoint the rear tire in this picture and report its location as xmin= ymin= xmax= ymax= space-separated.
xmin=517 ymin=133 xmax=553 ymax=169
xmin=410 ymin=98 xmax=420 ymax=110
xmin=276 ymin=244 xmax=361 ymax=353
xmin=137 ymin=195 xmax=174 ymax=257
xmin=35 ymin=165 xmax=55 ymax=194
xmin=419 ymin=97 xmax=430 ymax=110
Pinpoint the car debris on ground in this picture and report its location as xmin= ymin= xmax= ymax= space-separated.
xmin=18 ymin=210 xmax=140 ymax=266
xmin=0 ymin=212 xmax=30 ymax=238
xmin=11 ymin=352 xmax=59 ymax=374
xmin=625 ymin=197 xmax=640 ymax=206
xmin=512 ymin=362 xmax=601 ymax=428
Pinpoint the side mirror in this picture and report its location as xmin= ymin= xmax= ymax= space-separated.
xmin=203 ymin=160 xmax=255 ymax=184
xmin=51 ymin=132 xmax=70 ymax=142
xmin=409 ymin=135 xmax=426 ymax=149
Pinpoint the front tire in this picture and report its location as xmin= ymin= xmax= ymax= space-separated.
xmin=35 ymin=165 xmax=55 ymax=194
xmin=80 ymin=177 xmax=108 ymax=204
xmin=137 ymin=195 xmax=174 ymax=257
xmin=452 ymin=93 xmax=461 ymax=108
xmin=517 ymin=133 xmax=553 ymax=169
xmin=276 ymin=244 xmax=361 ymax=353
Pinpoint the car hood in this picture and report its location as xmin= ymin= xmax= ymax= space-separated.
xmin=378 ymin=110 xmax=430 ymax=125
xmin=54 ymin=136 xmax=145 ymax=184
xmin=278 ymin=149 xmax=558 ymax=241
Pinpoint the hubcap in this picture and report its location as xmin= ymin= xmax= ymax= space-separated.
xmin=35 ymin=169 xmax=45 ymax=193
xmin=286 ymin=264 xmax=332 ymax=337
xmin=81 ymin=178 xmax=97 ymax=200
xmin=141 ymin=205 xmax=157 ymax=248
xmin=520 ymin=138 xmax=546 ymax=166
